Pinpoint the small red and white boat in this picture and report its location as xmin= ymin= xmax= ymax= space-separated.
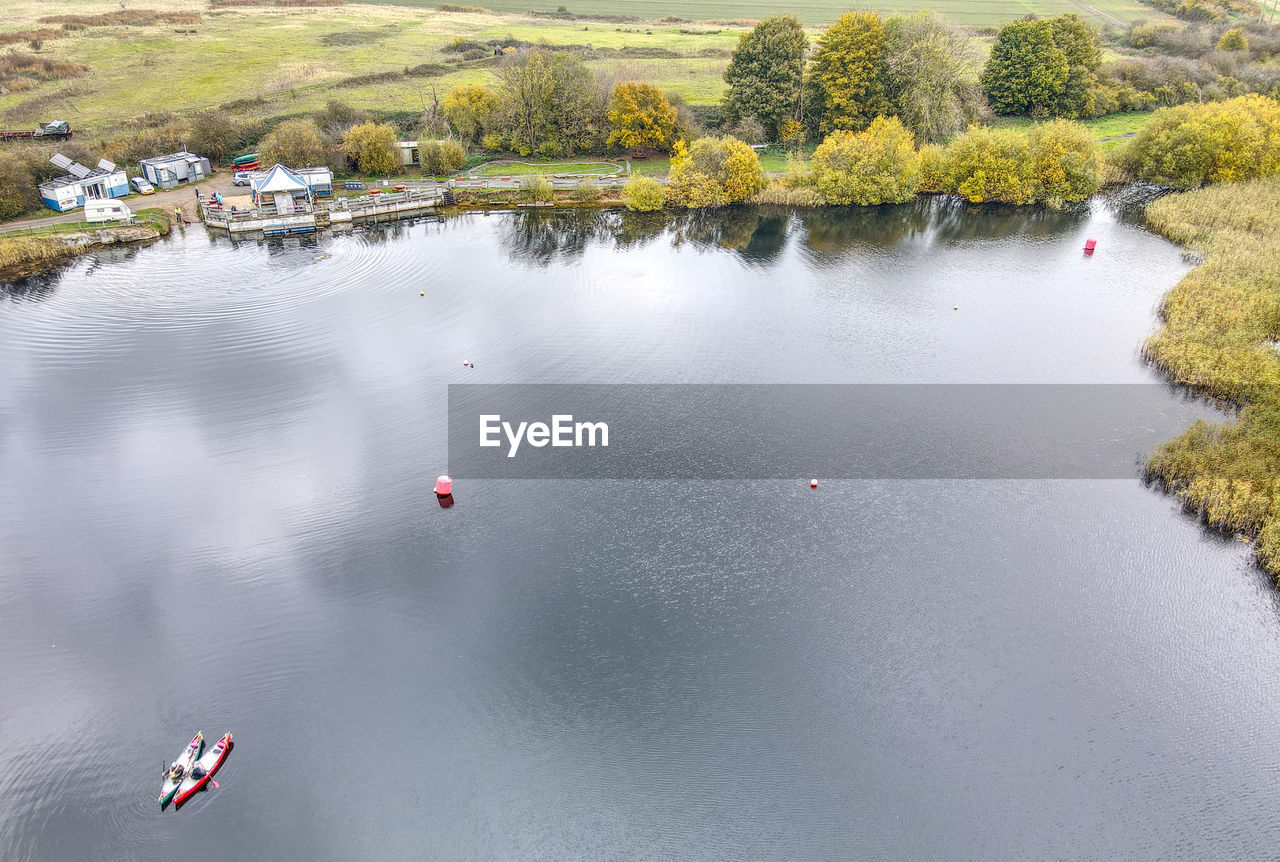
xmin=172 ymin=732 xmax=232 ymax=807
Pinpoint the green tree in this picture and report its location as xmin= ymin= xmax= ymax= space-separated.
xmin=341 ymin=122 xmax=400 ymax=175
xmin=1026 ymin=119 xmax=1101 ymax=204
xmin=665 ymin=136 xmax=765 ymax=208
xmin=259 ymin=118 xmax=329 ymax=169
xmin=811 ymin=116 xmax=921 ymax=205
xmin=721 ymin=14 xmax=809 ymax=140
xmin=806 ymin=11 xmax=892 ymax=136
xmin=492 ymin=49 xmax=606 ymax=156
xmin=1048 ymin=14 xmax=1103 ymax=118
xmin=621 ymin=176 xmax=666 ymax=211
xmin=981 ymin=20 xmax=1068 ymax=117
xmin=607 ymin=82 xmax=679 ymax=152
xmin=188 ymin=110 xmax=243 ymax=163
xmin=442 ymin=85 xmax=499 ymax=144
xmin=982 ymin=15 xmax=1103 ymax=118
xmin=1216 ymin=28 xmax=1248 ymax=51
xmin=941 ymin=126 xmax=1036 ymax=203
xmin=883 ymin=11 xmax=985 ymax=144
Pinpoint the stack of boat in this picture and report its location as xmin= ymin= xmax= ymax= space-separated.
xmin=158 ymin=731 xmax=233 ymax=809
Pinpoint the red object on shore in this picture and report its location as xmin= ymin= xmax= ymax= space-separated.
xmin=1084 ymin=238 xmax=1097 ymax=253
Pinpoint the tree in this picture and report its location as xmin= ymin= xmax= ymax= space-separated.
xmin=981 ymin=20 xmax=1068 ymax=117
xmin=607 ymin=82 xmax=679 ymax=151
xmin=1026 ymin=119 xmax=1100 ymax=204
xmin=883 ymin=11 xmax=985 ymax=144
xmin=492 ymin=49 xmax=606 ymax=156
xmin=443 ymin=85 xmax=499 ymax=144
xmin=259 ymin=118 xmax=329 ymax=168
xmin=811 ymin=116 xmax=921 ymax=205
xmin=940 ymin=126 xmax=1036 ymax=203
xmin=341 ymin=122 xmax=400 ymax=175
xmin=805 ymin=11 xmax=892 ymax=136
xmin=981 ymin=15 xmax=1103 ymax=118
xmin=315 ymin=100 xmax=370 ymax=143
xmin=665 ymin=136 xmax=765 ymax=208
xmin=188 ymin=110 xmax=243 ymax=163
xmin=621 ymin=176 xmax=666 ymax=211
xmin=721 ymin=15 xmax=809 ymax=140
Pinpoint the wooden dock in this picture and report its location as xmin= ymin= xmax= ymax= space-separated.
xmin=201 ymin=188 xmax=443 ymax=235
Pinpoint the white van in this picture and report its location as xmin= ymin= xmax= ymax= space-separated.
xmin=84 ymin=199 xmax=132 ymax=224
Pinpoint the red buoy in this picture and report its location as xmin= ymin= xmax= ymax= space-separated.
xmin=810 ymin=479 xmax=819 ymax=489
xmin=1084 ymin=238 xmax=1097 ymax=253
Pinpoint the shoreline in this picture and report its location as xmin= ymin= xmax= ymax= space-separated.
xmin=0 ymin=218 xmax=171 ymax=281
xmin=1141 ymin=176 xmax=1280 ymax=577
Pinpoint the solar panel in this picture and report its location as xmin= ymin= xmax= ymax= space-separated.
xmin=68 ymin=163 xmax=91 ymax=179
xmin=50 ymin=153 xmax=73 ymax=169
xmin=97 ymin=159 xmax=116 ymax=172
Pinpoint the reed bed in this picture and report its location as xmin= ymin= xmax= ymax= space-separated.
xmin=0 ymin=235 xmax=86 ymax=272
xmin=1143 ymin=176 xmax=1280 ymax=575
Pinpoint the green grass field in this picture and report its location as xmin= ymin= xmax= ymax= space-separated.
xmin=994 ymin=110 xmax=1154 ymax=148
xmin=353 ymin=0 xmax=1155 ymax=28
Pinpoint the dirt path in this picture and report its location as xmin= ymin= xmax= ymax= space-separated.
xmin=1070 ymin=0 xmax=1129 ymax=30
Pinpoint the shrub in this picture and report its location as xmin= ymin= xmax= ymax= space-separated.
xmin=481 ymin=133 xmax=504 ymax=152
xmin=188 ymin=110 xmax=243 ymax=163
xmin=810 ymin=116 xmax=921 ymax=205
xmin=523 ymin=174 xmax=554 ymax=202
xmin=341 ymin=121 xmax=399 ymax=175
xmin=665 ymin=136 xmax=765 ymax=207
xmin=917 ymin=144 xmax=948 ymax=193
xmin=0 ymin=152 xmax=39 ymax=220
xmin=418 ymin=139 xmax=467 ymax=175
xmin=1216 ymin=28 xmax=1248 ymax=51
xmin=607 ymin=81 xmax=679 ymax=151
xmin=1115 ymin=94 xmax=1280 ymax=188
xmin=1026 ymin=119 xmax=1101 ymax=205
xmin=571 ymin=179 xmax=602 ymax=201
xmin=941 ymin=126 xmax=1035 ymax=204
xmin=1129 ymin=20 xmax=1184 ymax=49
xmin=621 ymin=176 xmax=666 ymax=211
xmin=259 ymin=118 xmax=328 ymax=169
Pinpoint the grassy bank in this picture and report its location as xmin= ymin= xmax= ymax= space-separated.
xmin=0 ymin=212 xmax=169 ymax=278
xmin=1143 ymin=176 xmax=1280 ymax=576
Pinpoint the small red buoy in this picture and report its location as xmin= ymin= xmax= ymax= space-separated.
xmin=810 ymin=479 xmax=819 ymax=489
xmin=435 ymin=474 xmax=453 ymax=495
xmin=1084 ymin=238 xmax=1097 ymax=253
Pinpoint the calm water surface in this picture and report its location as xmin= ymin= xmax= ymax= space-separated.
xmin=2 ymin=202 xmax=1279 ymax=860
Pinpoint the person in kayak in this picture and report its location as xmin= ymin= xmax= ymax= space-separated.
xmin=167 ymin=762 xmax=184 ymax=781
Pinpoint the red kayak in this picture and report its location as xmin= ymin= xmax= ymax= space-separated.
xmin=172 ymin=732 xmax=232 ymax=807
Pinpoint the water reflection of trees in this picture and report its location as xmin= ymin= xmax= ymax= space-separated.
xmin=0 ymin=269 xmax=61 ymax=303
xmin=491 ymin=197 xmax=1095 ymax=267
xmin=499 ymin=208 xmax=614 ymax=267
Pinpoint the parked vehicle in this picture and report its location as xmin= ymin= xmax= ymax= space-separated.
xmin=130 ymin=176 xmax=155 ymax=195
xmin=0 ymin=120 xmax=72 ymax=142
xmin=84 ymin=199 xmax=133 ymax=224
xmin=233 ymin=171 xmax=253 ymax=186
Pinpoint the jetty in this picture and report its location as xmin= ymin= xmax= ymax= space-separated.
xmin=200 ymin=187 xmax=444 ymax=236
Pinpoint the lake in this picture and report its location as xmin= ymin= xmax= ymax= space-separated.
xmin=2 ymin=201 xmax=1279 ymax=860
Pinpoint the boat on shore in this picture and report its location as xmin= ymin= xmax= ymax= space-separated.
xmin=158 ymin=732 xmax=203 ymax=809
xmin=173 ymin=732 xmax=232 ymax=807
